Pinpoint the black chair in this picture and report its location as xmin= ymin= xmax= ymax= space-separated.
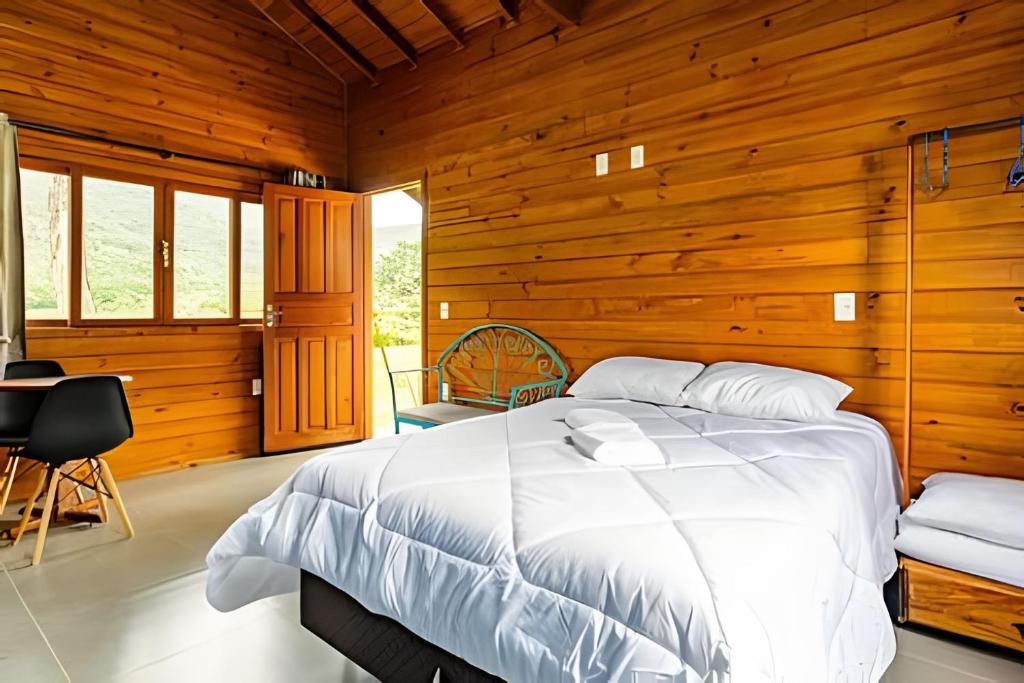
xmin=12 ymin=376 xmax=135 ymax=566
xmin=0 ymin=360 xmax=65 ymax=513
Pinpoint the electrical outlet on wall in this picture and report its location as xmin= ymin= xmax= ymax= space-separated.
xmin=252 ymin=379 xmax=262 ymax=396
xmin=834 ymin=292 xmax=856 ymax=321
xmin=440 ymin=301 xmax=449 ymax=320
xmin=595 ymin=152 xmax=609 ymax=176
xmin=630 ymin=145 xmax=645 ymax=169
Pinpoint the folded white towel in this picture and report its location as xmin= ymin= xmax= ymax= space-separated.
xmin=564 ymin=408 xmax=635 ymax=429
xmin=570 ymin=421 xmax=664 ymax=466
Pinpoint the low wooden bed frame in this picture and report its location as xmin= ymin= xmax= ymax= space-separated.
xmin=898 ymin=558 xmax=1024 ymax=654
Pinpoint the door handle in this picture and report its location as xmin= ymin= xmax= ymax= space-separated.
xmin=264 ymin=305 xmax=282 ymax=327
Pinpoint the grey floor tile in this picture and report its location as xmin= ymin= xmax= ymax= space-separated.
xmin=29 ymin=568 xmax=280 ymax=680
xmin=0 ymin=562 xmax=68 ymax=682
xmin=883 ymin=628 xmax=1024 ymax=683
xmin=110 ymin=607 xmax=375 ymax=683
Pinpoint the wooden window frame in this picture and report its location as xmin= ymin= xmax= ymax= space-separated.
xmin=18 ymin=158 xmax=74 ymax=327
xmin=166 ymin=182 xmax=240 ymax=325
xmin=237 ymin=197 xmax=265 ymax=323
xmin=19 ymin=159 xmax=263 ymax=327
xmin=75 ymin=166 xmax=165 ymax=327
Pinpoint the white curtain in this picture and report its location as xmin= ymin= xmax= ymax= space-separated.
xmin=0 ymin=113 xmax=25 ymax=371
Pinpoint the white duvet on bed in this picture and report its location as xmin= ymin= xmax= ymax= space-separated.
xmin=206 ymin=398 xmax=901 ymax=682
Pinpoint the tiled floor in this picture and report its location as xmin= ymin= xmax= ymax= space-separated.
xmin=0 ymin=452 xmax=1020 ymax=682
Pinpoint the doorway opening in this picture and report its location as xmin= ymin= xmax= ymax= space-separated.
xmin=369 ymin=184 xmax=424 ymax=437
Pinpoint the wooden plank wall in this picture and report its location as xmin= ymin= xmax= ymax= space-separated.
xmin=11 ymin=131 xmax=271 ymax=485
xmin=0 ymin=0 xmax=346 ymax=179
xmin=347 ymin=0 xmax=1024 ymax=493
xmin=911 ymin=126 xmax=1024 ymax=489
xmin=26 ymin=326 xmax=263 ymax=480
xmin=0 ymin=0 xmax=348 ymax=487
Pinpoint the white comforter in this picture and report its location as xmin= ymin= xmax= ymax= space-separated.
xmin=206 ymin=399 xmax=901 ymax=682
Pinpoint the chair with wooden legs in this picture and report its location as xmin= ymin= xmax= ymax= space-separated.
xmin=0 ymin=360 xmax=65 ymax=514
xmin=12 ymin=376 xmax=134 ymax=566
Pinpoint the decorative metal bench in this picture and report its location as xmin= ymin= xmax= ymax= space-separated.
xmin=385 ymin=324 xmax=568 ymax=433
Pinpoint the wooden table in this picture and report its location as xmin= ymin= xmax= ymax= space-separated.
xmin=0 ymin=374 xmax=133 ymax=539
xmin=0 ymin=374 xmax=133 ymax=391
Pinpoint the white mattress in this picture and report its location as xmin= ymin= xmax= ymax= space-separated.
xmin=206 ymin=398 xmax=901 ymax=682
xmin=895 ymin=519 xmax=1024 ymax=588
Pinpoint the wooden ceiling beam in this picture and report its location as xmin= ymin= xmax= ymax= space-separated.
xmin=247 ymin=0 xmax=348 ymax=85
xmin=419 ymin=0 xmax=464 ymax=50
xmin=496 ymin=0 xmax=520 ymax=23
xmin=535 ymin=0 xmax=583 ymax=25
xmin=284 ymin=0 xmax=378 ymax=83
xmin=352 ymin=0 xmax=418 ymax=67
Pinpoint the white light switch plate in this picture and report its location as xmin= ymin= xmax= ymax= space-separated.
xmin=595 ymin=152 xmax=609 ymax=176
xmin=834 ymin=292 xmax=856 ymax=321
xmin=441 ymin=382 xmax=450 ymax=401
xmin=439 ymin=302 xmax=449 ymax=320
xmin=252 ymin=378 xmax=262 ymax=396
xmin=630 ymin=145 xmax=645 ymax=169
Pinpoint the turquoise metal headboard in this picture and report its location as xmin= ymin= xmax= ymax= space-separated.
xmin=436 ymin=324 xmax=568 ymax=410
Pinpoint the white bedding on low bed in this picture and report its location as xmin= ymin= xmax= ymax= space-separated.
xmin=895 ymin=520 xmax=1024 ymax=588
xmin=206 ymin=398 xmax=901 ymax=682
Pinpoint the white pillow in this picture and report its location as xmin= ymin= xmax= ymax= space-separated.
xmin=680 ymin=361 xmax=852 ymax=422
xmin=903 ymin=473 xmax=1024 ymax=549
xmin=567 ymin=357 xmax=705 ymax=407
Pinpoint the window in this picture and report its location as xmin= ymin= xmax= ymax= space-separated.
xmin=20 ymin=161 xmax=263 ymax=326
xmin=239 ymin=202 xmax=264 ymax=320
xmin=173 ymin=191 xmax=231 ymax=319
xmin=20 ymin=168 xmax=70 ymax=320
xmin=82 ymin=176 xmax=155 ymax=320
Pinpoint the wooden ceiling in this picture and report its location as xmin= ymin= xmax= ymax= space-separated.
xmin=249 ymin=0 xmax=583 ymax=84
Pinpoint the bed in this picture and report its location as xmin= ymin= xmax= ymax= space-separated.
xmin=206 ymin=397 xmax=901 ymax=682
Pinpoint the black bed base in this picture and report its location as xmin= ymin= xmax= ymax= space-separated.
xmin=301 ymin=570 xmax=916 ymax=681
xmin=300 ymin=570 xmax=503 ymax=682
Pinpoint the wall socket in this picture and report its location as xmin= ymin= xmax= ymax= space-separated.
xmin=595 ymin=152 xmax=609 ymax=176
xmin=630 ymin=145 xmax=645 ymax=169
xmin=439 ymin=301 xmax=449 ymax=320
xmin=834 ymin=292 xmax=856 ymax=321
xmin=252 ymin=378 xmax=262 ymax=396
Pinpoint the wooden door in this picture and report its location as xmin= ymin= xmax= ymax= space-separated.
xmin=262 ymin=183 xmax=367 ymax=452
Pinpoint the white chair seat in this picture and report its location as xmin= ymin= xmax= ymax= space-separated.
xmin=398 ymin=402 xmax=496 ymax=425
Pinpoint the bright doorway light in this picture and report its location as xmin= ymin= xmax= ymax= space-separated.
xmin=370 ymin=187 xmax=423 ymax=438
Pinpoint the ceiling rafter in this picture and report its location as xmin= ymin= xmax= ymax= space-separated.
xmin=535 ymin=0 xmax=583 ymax=25
xmin=284 ymin=0 xmax=378 ymax=83
xmin=419 ymin=0 xmax=464 ymax=50
xmin=352 ymin=0 xmax=418 ymax=67
xmin=247 ymin=0 xmax=348 ymax=84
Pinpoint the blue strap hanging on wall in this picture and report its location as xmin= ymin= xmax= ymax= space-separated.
xmin=921 ymin=127 xmax=950 ymax=192
xmin=1007 ymin=117 xmax=1024 ymax=189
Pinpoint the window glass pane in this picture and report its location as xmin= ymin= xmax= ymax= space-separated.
xmin=20 ymin=168 xmax=70 ymax=320
xmin=82 ymin=177 xmax=154 ymax=319
xmin=240 ymin=202 xmax=264 ymax=319
xmin=173 ymin=191 xmax=231 ymax=319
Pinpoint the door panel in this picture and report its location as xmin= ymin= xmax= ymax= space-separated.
xmin=263 ymin=184 xmax=365 ymax=452
xmin=301 ymin=198 xmax=326 ymax=293
xmin=327 ymin=200 xmax=353 ymax=293
xmin=274 ymin=195 xmax=298 ymax=293
xmin=332 ymin=336 xmax=354 ymax=426
xmin=274 ymin=337 xmax=298 ymax=434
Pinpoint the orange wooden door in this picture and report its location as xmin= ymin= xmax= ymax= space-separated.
xmin=262 ymin=183 xmax=367 ymax=452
